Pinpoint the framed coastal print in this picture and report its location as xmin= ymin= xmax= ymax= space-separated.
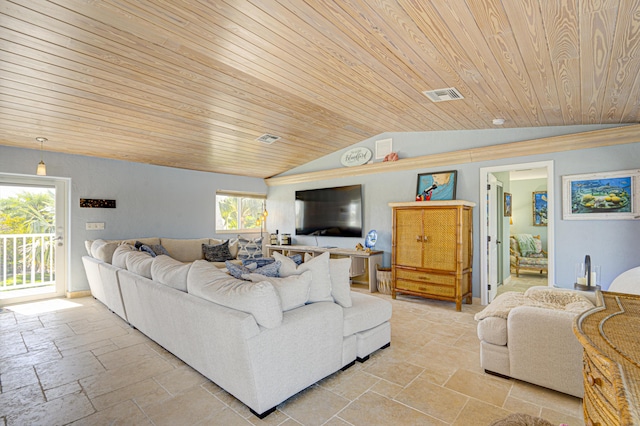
xmin=532 ymin=191 xmax=547 ymax=226
xmin=562 ymin=169 xmax=640 ymax=220
xmin=504 ymin=193 xmax=512 ymax=217
xmin=416 ymin=170 xmax=457 ymax=201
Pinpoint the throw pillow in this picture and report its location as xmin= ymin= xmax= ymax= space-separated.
xmin=275 ymin=251 xmax=333 ymax=303
xmin=237 ymin=236 xmax=263 ymax=260
xmin=187 ymin=260 xmax=282 ymax=329
xmin=202 ymin=240 xmax=234 ymax=262
xmin=329 ymin=258 xmax=352 ymax=307
xmin=151 ymin=255 xmax=191 ymax=292
xmin=241 ymin=254 xmax=302 ymax=268
xmin=149 ymin=244 xmax=170 ymax=256
xmin=225 ymin=260 xmax=280 ymax=280
xmin=242 ymin=271 xmax=312 ymax=311
xmin=139 ymin=244 xmax=157 ymax=257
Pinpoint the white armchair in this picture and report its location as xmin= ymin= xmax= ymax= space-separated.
xmin=476 ymin=287 xmax=598 ymax=397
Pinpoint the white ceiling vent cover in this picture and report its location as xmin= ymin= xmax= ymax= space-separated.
xmin=422 ymin=87 xmax=464 ymax=102
xmin=256 ymin=134 xmax=281 ymax=144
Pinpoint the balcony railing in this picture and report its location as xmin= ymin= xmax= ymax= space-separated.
xmin=1 ymin=233 xmax=56 ymax=292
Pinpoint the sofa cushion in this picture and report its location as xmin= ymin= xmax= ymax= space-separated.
xmin=90 ymin=239 xmax=120 ymax=263
xmin=122 ymin=237 xmax=161 ymax=247
xmin=329 ymin=258 xmax=352 ymax=308
xmin=125 ymin=251 xmax=154 ymax=279
xmin=237 ymin=236 xmax=263 ymax=260
xmin=225 ymin=260 xmax=280 ymax=279
xmin=342 ymin=292 xmax=392 ymax=337
xmin=243 ymin=271 xmax=312 ymax=311
xmin=112 ymin=243 xmax=136 ymax=269
xmin=85 ymin=240 xmax=93 ymax=256
xmin=151 ymin=255 xmax=191 ymax=292
xmin=160 ymin=238 xmax=209 ymax=262
xmin=202 ymin=240 xmax=234 ymax=262
xmin=187 ymin=260 xmax=282 ymax=328
xmin=276 ymin=251 xmax=333 ymax=303
xmin=477 ymin=316 xmax=508 ymax=346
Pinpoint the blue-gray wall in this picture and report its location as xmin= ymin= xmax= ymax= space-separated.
xmin=267 ymin=125 xmax=640 ymax=293
xmin=0 ymin=146 xmax=266 ymax=293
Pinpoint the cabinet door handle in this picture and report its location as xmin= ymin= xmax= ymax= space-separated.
xmin=416 ymin=235 xmax=422 ymax=242
xmin=423 ymin=236 xmax=429 ymax=243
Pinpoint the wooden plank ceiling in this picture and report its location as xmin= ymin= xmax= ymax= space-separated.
xmin=1 ymin=1 xmax=640 ymax=178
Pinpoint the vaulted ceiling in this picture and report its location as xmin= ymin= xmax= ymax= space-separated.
xmin=2 ymin=1 xmax=640 ymax=178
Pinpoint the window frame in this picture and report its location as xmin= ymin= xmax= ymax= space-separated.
xmin=215 ymin=190 xmax=266 ymax=234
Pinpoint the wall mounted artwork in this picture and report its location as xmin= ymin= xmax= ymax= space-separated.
xmin=416 ymin=170 xmax=457 ymax=201
xmin=80 ymin=198 xmax=116 ymax=208
xmin=562 ymin=169 xmax=639 ymax=220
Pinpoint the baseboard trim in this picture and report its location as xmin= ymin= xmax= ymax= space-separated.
xmin=66 ymin=290 xmax=92 ymax=299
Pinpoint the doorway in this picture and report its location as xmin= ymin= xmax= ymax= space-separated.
xmin=479 ymin=161 xmax=554 ymax=305
xmin=0 ymin=174 xmax=69 ymax=305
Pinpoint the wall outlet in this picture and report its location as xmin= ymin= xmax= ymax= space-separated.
xmin=86 ymin=222 xmax=105 ymax=230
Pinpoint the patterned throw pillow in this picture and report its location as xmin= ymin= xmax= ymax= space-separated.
xmin=241 ymin=254 xmax=302 ymax=268
xmin=202 ymin=240 xmax=234 ymax=262
xmin=135 ymin=241 xmax=170 ymax=257
xmin=225 ymin=260 xmax=280 ymax=280
xmin=236 ymin=236 xmax=263 ymax=260
xmin=139 ymin=244 xmax=157 ymax=257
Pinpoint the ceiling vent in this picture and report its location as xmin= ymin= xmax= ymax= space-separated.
xmin=256 ymin=134 xmax=281 ymax=144
xmin=422 ymin=87 xmax=464 ymax=102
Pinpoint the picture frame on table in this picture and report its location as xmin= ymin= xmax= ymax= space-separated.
xmin=562 ymin=169 xmax=639 ymax=220
xmin=532 ymin=191 xmax=547 ymax=226
xmin=416 ymin=170 xmax=457 ymax=201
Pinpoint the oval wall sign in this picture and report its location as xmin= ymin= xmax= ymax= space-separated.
xmin=340 ymin=147 xmax=372 ymax=167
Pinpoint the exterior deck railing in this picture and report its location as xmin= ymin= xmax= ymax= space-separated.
xmin=0 ymin=233 xmax=56 ymax=291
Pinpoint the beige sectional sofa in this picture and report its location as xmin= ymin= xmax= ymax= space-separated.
xmin=82 ymin=237 xmax=392 ymax=417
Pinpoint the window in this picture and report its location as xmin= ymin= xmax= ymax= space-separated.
xmin=215 ymin=190 xmax=266 ymax=233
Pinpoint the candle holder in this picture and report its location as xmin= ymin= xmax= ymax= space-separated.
xmin=574 ymin=256 xmax=600 ymax=291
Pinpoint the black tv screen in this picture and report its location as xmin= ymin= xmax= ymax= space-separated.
xmin=295 ymin=185 xmax=363 ymax=237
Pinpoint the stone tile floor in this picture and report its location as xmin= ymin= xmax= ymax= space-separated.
xmin=0 ymin=290 xmax=584 ymax=425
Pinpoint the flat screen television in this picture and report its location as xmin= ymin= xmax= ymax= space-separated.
xmin=295 ymin=185 xmax=363 ymax=237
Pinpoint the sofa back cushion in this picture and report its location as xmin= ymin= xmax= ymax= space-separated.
xmin=121 ymin=237 xmax=161 ymax=247
xmin=160 ymin=238 xmax=209 ymax=262
xmin=328 ymin=257 xmax=352 ymax=308
xmin=151 ymin=255 xmax=191 ymax=292
xmin=112 ymin=243 xmax=137 ymax=269
xmin=90 ymin=239 xmax=120 ymax=263
xmin=187 ymin=260 xmax=282 ymax=328
xmin=125 ymin=251 xmax=154 ymax=278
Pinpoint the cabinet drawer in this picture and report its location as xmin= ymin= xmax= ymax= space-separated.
xmin=583 ymin=351 xmax=618 ymax=411
xmin=395 ymin=279 xmax=456 ymax=297
xmin=396 ymin=269 xmax=456 ymax=286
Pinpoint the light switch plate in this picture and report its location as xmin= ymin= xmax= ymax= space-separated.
xmin=86 ymin=222 xmax=105 ymax=230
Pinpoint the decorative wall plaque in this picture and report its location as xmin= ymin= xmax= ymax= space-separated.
xmin=80 ymin=199 xmax=116 ymax=208
xmin=340 ymin=147 xmax=372 ymax=167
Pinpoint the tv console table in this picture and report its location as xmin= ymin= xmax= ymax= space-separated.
xmin=265 ymin=245 xmax=383 ymax=293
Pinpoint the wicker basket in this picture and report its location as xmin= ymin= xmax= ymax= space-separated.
xmin=376 ymin=266 xmax=392 ymax=295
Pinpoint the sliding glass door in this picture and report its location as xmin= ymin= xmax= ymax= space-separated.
xmin=0 ymin=175 xmax=67 ymax=305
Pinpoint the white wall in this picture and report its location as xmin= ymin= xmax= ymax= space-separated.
xmin=267 ymin=125 xmax=640 ymax=294
xmin=0 ymin=146 xmax=266 ymax=293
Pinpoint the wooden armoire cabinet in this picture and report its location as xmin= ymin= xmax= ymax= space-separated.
xmin=389 ymin=201 xmax=475 ymax=311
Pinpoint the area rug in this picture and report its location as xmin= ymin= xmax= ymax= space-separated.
xmin=489 ymin=413 xmax=555 ymax=426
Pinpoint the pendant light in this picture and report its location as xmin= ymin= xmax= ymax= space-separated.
xmin=36 ymin=137 xmax=47 ymax=176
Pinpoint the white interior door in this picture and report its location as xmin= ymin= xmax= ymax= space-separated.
xmin=487 ymin=174 xmax=499 ymax=302
xmin=0 ymin=174 xmax=68 ymax=305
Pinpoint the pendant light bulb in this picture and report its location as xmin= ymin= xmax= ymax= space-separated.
xmin=36 ymin=137 xmax=47 ymax=176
